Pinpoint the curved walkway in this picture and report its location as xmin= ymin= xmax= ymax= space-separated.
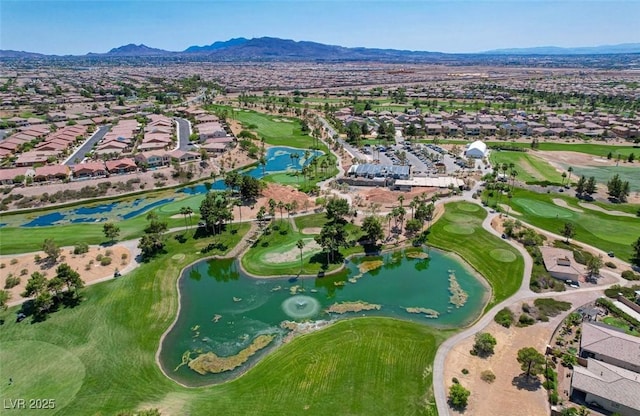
xmin=432 ymin=190 xmax=634 ymax=416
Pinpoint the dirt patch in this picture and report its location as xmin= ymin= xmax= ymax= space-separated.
xmin=263 ymin=239 xmax=321 ymax=264
xmin=444 ymin=291 xmax=606 ymax=416
xmin=577 ymin=202 xmax=637 ymax=217
xmin=357 ymin=187 xmax=441 ymax=208
xmin=536 ymin=150 xmax=617 ymax=168
xmin=300 ymin=227 xmax=322 ymax=235
xmin=0 ymin=244 xmax=131 ymax=302
xmin=552 ymin=198 xmax=583 ymax=212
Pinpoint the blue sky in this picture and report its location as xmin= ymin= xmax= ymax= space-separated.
xmin=1 ymin=1 xmax=638 ymax=55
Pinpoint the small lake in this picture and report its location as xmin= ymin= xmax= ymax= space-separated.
xmin=8 ymin=147 xmax=320 ymax=227
xmin=159 ymin=248 xmax=488 ymax=386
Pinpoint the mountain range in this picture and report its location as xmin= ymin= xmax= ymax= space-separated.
xmin=1 ymin=37 xmax=639 ymax=60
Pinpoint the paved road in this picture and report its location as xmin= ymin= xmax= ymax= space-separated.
xmin=431 ymin=187 xmax=633 ymax=415
xmin=174 ymin=118 xmax=193 ymax=151
xmin=64 ymin=125 xmax=110 ymax=166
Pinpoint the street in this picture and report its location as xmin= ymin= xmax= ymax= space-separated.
xmin=64 ymin=125 xmax=110 ymax=166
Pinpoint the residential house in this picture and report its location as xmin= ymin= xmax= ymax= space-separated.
xmin=33 ymin=165 xmax=70 ymax=182
xmin=135 ymin=151 xmax=171 ymax=168
xmin=72 ymin=161 xmax=107 ymax=178
xmin=539 ymin=246 xmax=586 ymax=282
xmin=169 ymin=150 xmax=200 ymax=164
xmin=105 ymin=158 xmax=137 ymax=174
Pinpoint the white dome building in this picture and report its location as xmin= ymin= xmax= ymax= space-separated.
xmin=465 ymin=140 xmax=487 ymax=158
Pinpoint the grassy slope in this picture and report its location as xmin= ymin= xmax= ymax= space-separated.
xmin=428 ymin=201 xmax=524 ymax=311
xmin=432 ymin=140 xmax=639 ymax=158
xmin=506 ymin=188 xmax=640 ymax=261
xmin=490 ymin=151 xmax=566 ymax=184
xmin=0 ymin=226 xmax=444 ymax=416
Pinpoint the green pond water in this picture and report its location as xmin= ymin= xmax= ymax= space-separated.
xmin=159 ymin=248 xmax=488 ymax=386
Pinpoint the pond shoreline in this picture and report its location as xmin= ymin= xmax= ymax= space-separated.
xmin=155 ymin=242 xmax=492 ymax=388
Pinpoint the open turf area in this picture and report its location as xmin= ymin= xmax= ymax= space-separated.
xmin=0 ymin=227 xmax=446 ymax=416
xmin=507 ymin=188 xmax=640 ymax=261
xmin=242 ymin=219 xmax=363 ymax=276
xmin=490 ymin=151 xmax=566 ymax=184
xmin=568 ymin=165 xmax=640 ymax=192
xmin=428 ymin=201 xmax=524 ymax=311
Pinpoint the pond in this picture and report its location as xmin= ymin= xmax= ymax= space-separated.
xmin=9 ymin=147 xmax=320 ymax=227
xmin=159 ymin=248 xmax=488 ymax=386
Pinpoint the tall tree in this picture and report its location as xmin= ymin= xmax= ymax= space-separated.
xmin=296 ymin=239 xmax=306 ymax=273
xmin=517 ymin=347 xmax=546 ymax=379
xmin=55 ymin=263 xmax=84 ymax=296
xmin=585 ymin=176 xmax=597 ymax=196
xmin=200 ymin=192 xmax=233 ymax=235
xmin=575 ymin=176 xmax=586 ymax=197
xmin=607 ymin=174 xmax=630 ymax=202
xmin=179 ymin=206 xmax=193 ymax=231
xmin=42 ymin=239 xmax=61 ymax=263
xmin=561 ymin=222 xmax=575 ymax=243
xmin=587 ymin=255 xmax=603 ymax=279
xmin=325 ymin=197 xmax=350 ymax=223
xmin=567 ymin=166 xmax=573 ymax=184
xmin=361 ymin=215 xmax=384 ymax=244
xmin=632 ymin=237 xmax=640 ymax=268
xmin=472 ymin=332 xmax=497 ymax=357
xmin=103 ymin=222 xmax=121 ymax=242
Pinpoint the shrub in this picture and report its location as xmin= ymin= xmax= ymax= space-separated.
xmin=105 ymin=249 xmax=113 ymax=257
xmin=4 ymin=275 xmax=20 ymax=289
xmin=0 ymin=263 xmax=4 ymax=269
xmin=471 ymin=332 xmax=497 ymax=357
xmin=549 ymin=391 xmax=559 ymax=405
xmin=495 ymin=307 xmax=515 ymax=328
xmin=461 ymin=368 xmax=469 ymax=375
xmin=34 ymin=254 xmax=41 ymax=263
xmin=448 ymin=383 xmax=470 ymax=409
xmin=10 ymin=258 xmax=18 ymax=265
xmin=451 ymin=377 xmax=459 ymax=384
xmin=518 ymin=313 xmax=536 ymax=327
xmin=96 ymin=254 xmax=103 ymax=261
xmin=621 ymin=270 xmax=640 ymax=280
xmin=121 ymin=253 xmax=128 ymax=260
xmin=522 ymin=302 xmax=531 ymax=313
xmin=605 ymin=261 xmax=616 ymax=269
xmin=480 ymin=370 xmax=496 ymax=383
xmin=100 ymin=256 xmax=112 ymax=266
xmin=605 ymin=284 xmax=640 ymax=299
xmin=74 ymin=242 xmax=89 ymax=255
xmin=534 ymin=298 xmax=572 ymax=317
xmin=20 ymin=268 xmax=28 ymax=276
xmin=85 ymin=263 xmax=92 ymax=271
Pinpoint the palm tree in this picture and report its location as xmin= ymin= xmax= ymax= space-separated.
xmin=386 ymin=212 xmax=394 ymax=240
xmin=296 ymin=239 xmax=305 ymax=274
xmin=235 ymin=199 xmax=243 ymax=229
xmin=561 ymin=172 xmax=567 ymax=186
xmin=397 ymin=194 xmax=405 ymax=208
xmin=277 ymin=201 xmax=285 ymax=223
xmin=179 ymin=206 xmax=194 ymax=232
xmin=259 ymin=156 xmax=266 ymax=177
xmin=567 ymin=166 xmax=573 ymax=186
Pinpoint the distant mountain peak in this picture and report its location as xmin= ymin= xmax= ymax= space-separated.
xmin=183 ymin=37 xmax=248 ymax=53
xmin=105 ymin=43 xmax=170 ymax=56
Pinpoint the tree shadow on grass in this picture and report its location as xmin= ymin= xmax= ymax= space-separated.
xmin=308 ymin=251 xmax=344 ymax=271
xmin=512 ymin=373 xmax=541 ymax=391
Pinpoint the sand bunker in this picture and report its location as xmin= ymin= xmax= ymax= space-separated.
xmin=300 ymin=227 xmax=322 ymax=235
xmin=263 ymin=239 xmax=321 ymax=264
xmin=326 ymin=301 xmax=381 ymax=314
xmin=578 ymin=202 xmax=637 ymax=217
xmin=552 ymin=199 xmax=583 ymax=212
xmin=187 ymin=334 xmax=275 ymax=374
